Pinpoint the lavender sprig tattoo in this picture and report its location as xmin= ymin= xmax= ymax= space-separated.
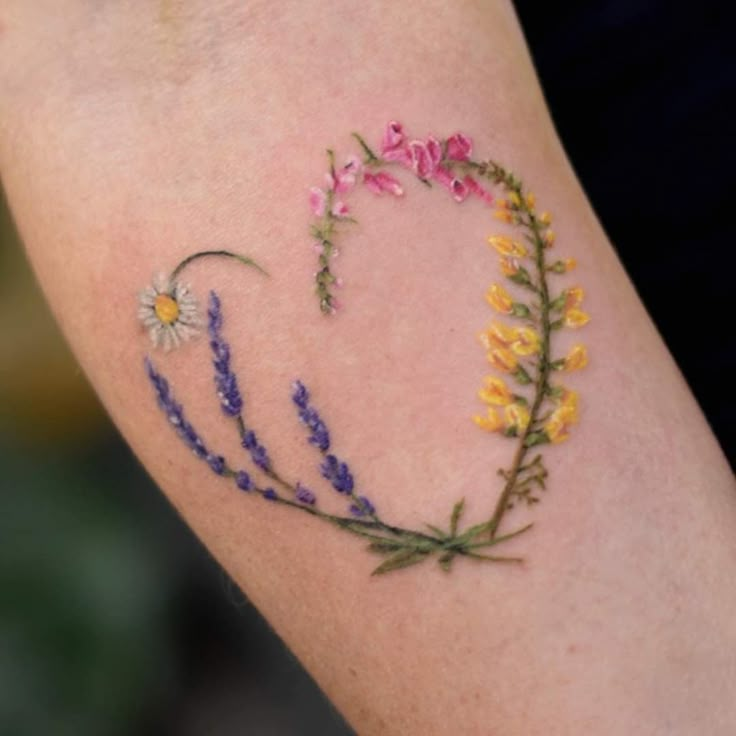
xmin=144 ymin=290 xmax=531 ymax=575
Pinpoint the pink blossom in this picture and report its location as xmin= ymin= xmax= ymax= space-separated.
xmin=309 ymin=187 xmax=327 ymax=217
xmin=426 ymin=136 xmax=442 ymax=168
xmin=334 ymin=155 xmax=363 ymax=194
xmin=331 ymin=201 xmax=350 ymax=218
xmin=433 ymin=166 xmax=470 ymax=202
xmin=445 ymin=132 xmax=473 ymax=161
xmin=409 ymin=140 xmax=439 ymax=179
xmin=432 ymin=165 xmax=454 ymax=188
xmin=463 ymin=176 xmax=493 ymax=204
xmin=380 ymin=121 xmax=411 ymax=165
xmin=450 ymin=178 xmax=470 ymax=203
xmin=382 ymin=146 xmax=411 ymax=165
xmin=382 ymin=121 xmax=405 ymax=152
xmin=363 ymin=171 xmax=404 ymax=197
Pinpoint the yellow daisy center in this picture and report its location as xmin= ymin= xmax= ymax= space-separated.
xmin=154 ymin=294 xmax=180 ymax=325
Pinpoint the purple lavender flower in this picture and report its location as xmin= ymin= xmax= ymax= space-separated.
xmin=295 ymin=482 xmax=316 ymax=506
xmin=207 ymin=454 xmax=226 ymax=475
xmin=235 ymin=470 xmax=252 ymax=491
xmin=208 ymin=291 xmax=243 ymax=417
xmin=320 ymin=454 xmax=354 ymax=494
xmin=292 ymin=381 xmax=309 ymax=409
xmin=291 ymin=380 xmax=330 ymax=452
xmin=262 ymin=488 xmax=278 ymax=501
xmin=145 ymin=357 xmax=218 ymax=465
xmin=349 ymin=495 xmax=376 ymax=517
xmin=242 ymin=429 xmax=271 ymax=472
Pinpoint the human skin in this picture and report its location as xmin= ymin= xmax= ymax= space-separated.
xmin=1 ymin=1 xmax=735 ymax=734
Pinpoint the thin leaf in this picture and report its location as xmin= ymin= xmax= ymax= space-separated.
xmin=367 ymin=541 xmax=405 ymax=553
xmin=450 ymin=498 xmax=465 ymax=537
xmin=371 ymin=549 xmax=429 ymax=576
xmin=425 ymin=524 xmax=448 ymax=539
xmin=351 ymin=132 xmax=379 ymax=163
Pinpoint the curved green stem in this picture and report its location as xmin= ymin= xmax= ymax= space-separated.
xmin=171 ymin=250 xmax=268 ymax=281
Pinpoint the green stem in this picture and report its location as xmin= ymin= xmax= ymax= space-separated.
xmin=171 ymin=250 xmax=268 ymax=281
xmin=351 ymin=133 xmax=380 ymax=164
xmin=465 ymin=164 xmax=552 ymax=538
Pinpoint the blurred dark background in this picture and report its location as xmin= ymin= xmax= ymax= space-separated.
xmin=1 ymin=2 xmax=733 ymax=734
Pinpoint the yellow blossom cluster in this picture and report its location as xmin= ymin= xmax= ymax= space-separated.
xmin=543 ymin=388 xmax=580 ymax=443
xmin=479 ymin=320 xmax=541 ymax=375
xmin=561 ymin=286 xmax=591 ymax=328
xmin=473 ymin=375 xmax=531 ymax=435
xmin=474 ymin=197 xmax=589 ymax=445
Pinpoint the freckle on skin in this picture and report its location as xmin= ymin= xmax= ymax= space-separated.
xmin=567 ymin=643 xmax=577 ymax=654
xmin=349 ymin=666 xmax=357 ymax=677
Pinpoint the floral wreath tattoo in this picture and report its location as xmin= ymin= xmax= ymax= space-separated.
xmin=138 ymin=121 xmax=589 ymax=575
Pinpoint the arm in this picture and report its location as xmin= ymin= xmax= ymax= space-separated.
xmin=2 ymin=2 xmax=734 ymax=733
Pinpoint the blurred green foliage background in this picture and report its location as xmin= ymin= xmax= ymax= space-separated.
xmin=0 ymin=193 xmax=352 ymax=735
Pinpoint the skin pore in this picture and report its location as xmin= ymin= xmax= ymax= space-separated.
xmin=1 ymin=2 xmax=735 ymax=734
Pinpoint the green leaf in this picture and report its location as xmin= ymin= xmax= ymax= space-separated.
xmin=513 ymin=365 xmax=532 ymax=385
xmin=509 ymin=268 xmax=532 ymax=286
xmin=546 ymin=384 xmax=564 ymax=399
xmin=549 ymin=358 xmax=566 ymax=371
xmin=456 ymin=521 xmax=493 ymax=542
xmin=425 ymin=524 xmax=448 ymax=539
xmin=550 ymin=318 xmax=565 ymax=330
xmin=512 ymin=394 xmax=529 ymax=407
xmin=367 ymin=540 xmax=404 ymax=553
xmin=524 ymin=431 xmax=551 ymax=448
xmin=351 ymin=132 xmax=379 ymax=163
xmin=511 ymin=303 xmax=532 ymax=318
xmin=450 ymin=498 xmax=465 ymax=537
xmin=371 ymin=549 xmax=429 ymax=575
xmin=549 ymin=293 xmax=567 ymax=312
xmin=548 ymin=260 xmax=567 ymax=274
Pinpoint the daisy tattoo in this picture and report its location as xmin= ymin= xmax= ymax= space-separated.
xmin=137 ymin=249 xmax=267 ymax=351
xmin=138 ymin=121 xmax=589 ymax=575
xmin=138 ymin=274 xmax=200 ymax=351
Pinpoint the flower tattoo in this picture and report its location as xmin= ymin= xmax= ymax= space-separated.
xmin=137 ymin=121 xmax=589 ymax=575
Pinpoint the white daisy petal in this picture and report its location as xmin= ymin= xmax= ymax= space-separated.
xmin=148 ymin=324 xmax=162 ymax=347
xmin=154 ymin=273 xmax=170 ymax=292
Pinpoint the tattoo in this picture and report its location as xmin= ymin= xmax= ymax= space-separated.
xmin=137 ymin=121 xmax=589 ymax=575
